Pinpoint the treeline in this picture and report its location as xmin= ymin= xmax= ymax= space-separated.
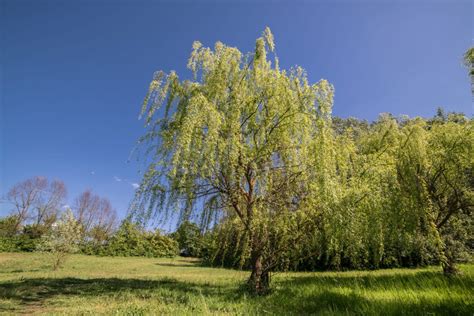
xmin=1 ymin=109 xmax=472 ymax=273
xmin=1 ymin=112 xmax=472 ymax=272
xmin=155 ymin=111 xmax=473 ymax=273
xmin=0 ymin=178 xmax=178 ymax=257
xmin=130 ymin=110 xmax=472 ymax=273
xmin=199 ymin=110 xmax=473 ymax=273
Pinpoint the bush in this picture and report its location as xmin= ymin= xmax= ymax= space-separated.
xmin=0 ymin=234 xmax=42 ymax=253
xmin=0 ymin=237 xmax=17 ymax=252
xmin=0 ymin=216 xmax=18 ymax=238
xmin=170 ymin=221 xmax=204 ymax=257
xmin=98 ymin=221 xmax=178 ymax=258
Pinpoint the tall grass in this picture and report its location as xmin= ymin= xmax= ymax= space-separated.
xmin=0 ymin=253 xmax=472 ymax=315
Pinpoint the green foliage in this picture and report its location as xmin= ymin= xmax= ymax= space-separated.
xmin=0 ymin=216 xmax=18 ymax=238
xmin=204 ymin=111 xmax=473 ymax=272
xmin=0 ymin=216 xmax=21 ymax=252
xmin=0 ymin=217 xmax=50 ymax=252
xmin=0 ymin=238 xmax=17 ymax=252
xmin=100 ymin=220 xmax=178 ymax=258
xmin=170 ymin=221 xmax=204 ymax=257
xmin=464 ymin=46 xmax=474 ymax=94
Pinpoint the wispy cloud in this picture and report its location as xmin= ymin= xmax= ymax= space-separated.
xmin=62 ymin=204 xmax=70 ymax=209
xmin=113 ymin=175 xmax=139 ymax=190
xmin=90 ymin=171 xmax=96 ymax=175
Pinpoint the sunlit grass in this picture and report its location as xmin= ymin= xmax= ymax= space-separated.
xmin=0 ymin=252 xmax=472 ymax=315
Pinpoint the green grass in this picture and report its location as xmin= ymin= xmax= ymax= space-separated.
xmin=0 ymin=253 xmax=472 ymax=315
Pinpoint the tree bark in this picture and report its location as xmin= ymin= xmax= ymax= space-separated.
xmin=442 ymin=248 xmax=459 ymax=275
xmin=247 ymin=249 xmax=270 ymax=295
xmin=442 ymin=258 xmax=459 ymax=275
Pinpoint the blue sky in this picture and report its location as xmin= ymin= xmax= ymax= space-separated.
xmin=1 ymin=0 xmax=472 ymax=223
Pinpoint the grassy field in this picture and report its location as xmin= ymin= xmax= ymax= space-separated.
xmin=0 ymin=253 xmax=472 ymax=315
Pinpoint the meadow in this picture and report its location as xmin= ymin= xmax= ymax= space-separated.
xmin=0 ymin=253 xmax=472 ymax=315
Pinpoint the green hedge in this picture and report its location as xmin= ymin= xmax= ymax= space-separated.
xmin=81 ymin=221 xmax=178 ymax=258
xmin=0 ymin=235 xmax=40 ymax=252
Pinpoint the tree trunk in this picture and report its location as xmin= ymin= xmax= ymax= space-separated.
xmin=442 ymin=254 xmax=459 ymax=275
xmin=247 ymin=250 xmax=270 ymax=295
xmin=441 ymin=237 xmax=460 ymax=275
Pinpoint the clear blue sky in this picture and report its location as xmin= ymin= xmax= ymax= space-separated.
xmin=1 ymin=0 xmax=472 ymax=222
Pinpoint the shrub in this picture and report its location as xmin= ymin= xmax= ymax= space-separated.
xmin=100 ymin=221 xmax=178 ymax=258
xmin=170 ymin=221 xmax=204 ymax=257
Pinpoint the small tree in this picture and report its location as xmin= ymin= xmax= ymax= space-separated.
xmin=37 ymin=209 xmax=82 ymax=270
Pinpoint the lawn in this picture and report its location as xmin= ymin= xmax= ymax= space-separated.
xmin=0 ymin=253 xmax=472 ymax=315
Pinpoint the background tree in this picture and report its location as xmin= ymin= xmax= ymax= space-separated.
xmin=428 ymin=121 xmax=473 ymax=228
xmin=33 ymin=178 xmax=67 ymax=227
xmin=171 ymin=221 xmax=203 ymax=257
xmin=5 ymin=176 xmax=67 ymax=232
xmin=133 ymin=28 xmax=333 ymax=294
xmin=73 ymin=190 xmax=117 ymax=244
xmin=6 ymin=176 xmax=46 ymax=231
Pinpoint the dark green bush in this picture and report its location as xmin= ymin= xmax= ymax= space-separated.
xmin=94 ymin=221 xmax=178 ymax=258
xmin=170 ymin=221 xmax=204 ymax=257
xmin=0 ymin=234 xmax=40 ymax=252
xmin=0 ymin=216 xmax=18 ymax=238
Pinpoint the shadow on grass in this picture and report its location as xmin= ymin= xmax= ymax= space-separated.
xmin=155 ymin=262 xmax=201 ymax=268
xmin=0 ymin=276 xmax=240 ymax=313
xmin=154 ymin=258 xmax=203 ymax=267
xmin=0 ymin=268 xmax=43 ymax=274
xmin=0 ymin=270 xmax=472 ymax=315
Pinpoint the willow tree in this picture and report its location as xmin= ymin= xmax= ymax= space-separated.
xmin=133 ymin=28 xmax=333 ymax=293
xmin=463 ymin=47 xmax=474 ymax=95
xmin=393 ymin=117 xmax=473 ymax=274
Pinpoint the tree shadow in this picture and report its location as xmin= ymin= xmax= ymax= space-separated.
xmin=0 ymin=276 xmax=238 ymax=313
xmin=154 ymin=260 xmax=201 ymax=268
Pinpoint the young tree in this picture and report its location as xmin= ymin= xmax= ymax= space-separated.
xmin=37 ymin=209 xmax=82 ymax=270
xmin=133 ymin=28 xmax=333 ymax=293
